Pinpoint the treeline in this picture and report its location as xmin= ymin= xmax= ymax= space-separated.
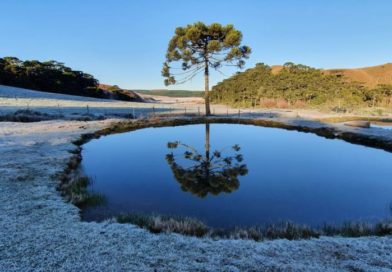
xmin=210 ymin=63 xmax=392 ymax=110
xmin=0 ymin=57 xmax=142 ymax=101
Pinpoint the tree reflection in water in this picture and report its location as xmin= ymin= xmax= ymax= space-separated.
xmin=165 ymin=123 xmax=248 ymax=198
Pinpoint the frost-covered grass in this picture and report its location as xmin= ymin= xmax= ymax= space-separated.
xmin=1 ymin=118 xmax=392 ymax=271
xmin=0 ymin=84 xmax=114 ymax=101
xmin=0 ymin=84 xmax=170 ymax=119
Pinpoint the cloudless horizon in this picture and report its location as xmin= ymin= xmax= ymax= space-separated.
xmin=1 ymin=0 xmax=391 ymax=90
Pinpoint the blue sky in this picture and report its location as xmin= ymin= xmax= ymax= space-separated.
xmin=1 ymin=0 xmax=391 ymax=90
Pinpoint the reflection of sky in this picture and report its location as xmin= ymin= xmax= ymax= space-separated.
xmin=81 ymin=124 xmax=392 ymax=228
xmin=372 ymin=124 xmax=392 ymax=130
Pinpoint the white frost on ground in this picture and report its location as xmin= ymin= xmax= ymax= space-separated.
xmin=0 ymin=85 xmax=177 ymax=117
xmin=1 ymin=118 xmax=392 ymax=271
xmin=4 ymin=84 xmax=380 ymax=120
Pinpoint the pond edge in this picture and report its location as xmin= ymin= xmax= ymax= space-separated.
xmin=57 ymin=116 xmax=392 ymax=241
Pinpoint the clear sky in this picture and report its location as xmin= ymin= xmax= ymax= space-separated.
xmin=1 ymin=0 xmax=391 ymax=90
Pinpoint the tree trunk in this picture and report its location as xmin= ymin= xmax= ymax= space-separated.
xmin=204 ymin=123 xmax=210 ymax=181
xmin=204 ymin=63 xmax=211 ymax=116
xmin=205 ymin=123 xmax=210 ymax=161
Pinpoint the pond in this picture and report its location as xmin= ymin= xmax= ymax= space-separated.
xmin=81 ymin=123 xmax=392 ymax=229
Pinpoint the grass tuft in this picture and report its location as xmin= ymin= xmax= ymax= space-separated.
xmin=62 ymin=175 xmax=105 ymax=208
xmin=115 ymin=212 xmax=392 ymax=242
xmin=117 ymin=214 xmax=209 ymax=237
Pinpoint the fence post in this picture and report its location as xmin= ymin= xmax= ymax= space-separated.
xmin=184 ymin=107 xmax=187 ymax=115
xmin=238 ymin=109 xmax=240 ymax=117
xmin=198 ymin=107 xmax=200 ymax=116
xmin=153 ymin=106 xmax=155 ymax=117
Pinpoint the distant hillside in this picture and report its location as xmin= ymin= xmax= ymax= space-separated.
xmin=98 ymin=84 xmax=143 ymax=102
xmin=271 ymin=63 xmax=392 ymax=87
xmin=136 ymin=89 xmax=203 ymax=97
xmin=211 ymin=62 xmax=392 ymax=110
xmin=0 ymin=57 xmax=142 ymax=102
xmin=324 ymin=63 xmax=392 ymax=88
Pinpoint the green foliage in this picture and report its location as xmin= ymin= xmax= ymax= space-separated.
xmin=0 ymin=56 xmax=106 ymax=98
xmin=210 ymin=62 xmax=392 ymax=109
xmin=162 ymin=22 xmax=251 ymax=86
xmin=0 ymin=56 xmax=141 ymax=101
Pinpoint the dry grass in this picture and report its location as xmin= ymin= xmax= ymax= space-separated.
xmin=57 ymin=152 xmax=105 ymax=208
xmin=259 ymin=98 xmax=307 ymax=109
xmin=270 ymin=63 xmax=392 ymax=89
xmin=116 ymin=214 xmax=320 ymax=241
xmin=115 ymin=212 xmax=392 ymax=242
xmin=59 ymin=175 xmax=105 ymax=208
xmin=323 ymin=221 xmax=392 ymax=237
xmin=324 ymin=63 xmax=392 ymax=88
xmin=116 ymin=214 xmax=209 ymax=237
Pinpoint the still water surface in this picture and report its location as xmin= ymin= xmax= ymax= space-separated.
xmin=81 ymin=124 xmax=392 ymax=228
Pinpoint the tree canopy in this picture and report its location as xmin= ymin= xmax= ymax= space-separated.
xmin=0 ymin=57 xmax=103 ymax=97
xmin=0 ymin=56 xmax=142 ymax=101
xmin=162 ymin=22 xmax=251 ymax=115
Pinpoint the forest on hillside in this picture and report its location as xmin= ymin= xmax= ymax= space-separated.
xmin=210 ymin=63 xmax=392 ymax=111
xmin=0 ymin=57 xmax=142 ymax=101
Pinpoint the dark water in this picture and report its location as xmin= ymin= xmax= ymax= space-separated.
xmin=81 ymin=123 xmax=392 ymax=228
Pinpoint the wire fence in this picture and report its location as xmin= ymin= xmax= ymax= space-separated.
xmin=3 ymin=99 xmax=390 ymax=120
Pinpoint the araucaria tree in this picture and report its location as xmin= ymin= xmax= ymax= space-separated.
xmin=162 ymin=22 xmax=251 ymax=115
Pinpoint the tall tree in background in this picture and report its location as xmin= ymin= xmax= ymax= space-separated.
xmin=162 ymin=22 xmax=251 ymax=115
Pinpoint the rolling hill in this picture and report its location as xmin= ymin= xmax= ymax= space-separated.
xmin=324 ymin=63 xmax=392 ymax=88
xmin=271 ymin=63 xmax=392 ymax=87
xmin=211 ymin=62 xmax=392 ymax=109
